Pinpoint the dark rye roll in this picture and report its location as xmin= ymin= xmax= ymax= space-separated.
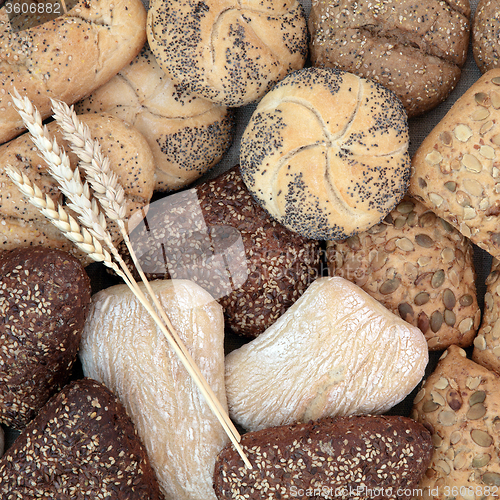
xmin=147 ymin=0 xmax=308 ymax=106
xmin=473 ymin=0 xmax=500 ymax=73
xmin=0 ymin=247 xmax=91 ymax=429
xmin=240 ymin=67 xmax=411 ymax=240
xmin=213 ymin=415 xmax=433 ymax=500
xmin=119 ymin=166 xmax=321 ymax=337
xmin=0 ymin=378 xmax=163 ymax=499
xmin=309 ymin=0 xmax=471 ymax=117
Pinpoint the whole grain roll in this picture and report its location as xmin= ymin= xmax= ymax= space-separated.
xmin=76 ymin=45 xmax=235 ymax=192
xmin=147 ymin=0 xmax=308 ymax=107
xmin=240 ymin=67 xmax=411 ymax=240
xmin=0 ymin=0 xmax=147 ymax=144
xmin=309 ymin=0 xmax=471 ymax=117
xmin=473 ymin=0 xmax=500 ymax=73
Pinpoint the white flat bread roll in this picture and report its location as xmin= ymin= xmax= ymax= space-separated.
xmin=226 ymin=277 xmax=428 ymax=432
xmin=79 ymin=279 xmax=228 ymax=500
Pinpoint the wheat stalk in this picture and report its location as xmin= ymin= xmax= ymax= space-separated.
xmin=8 ymin=91 xmax=252 ymax=469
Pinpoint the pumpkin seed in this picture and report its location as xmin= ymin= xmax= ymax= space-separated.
xmin=369 ymin=223 xmax=386 ymax=234
xmin=442 ymin=289 xmax=456 ymax=309
xmin=417 ymin=256 xmax=431 ymax=267
xmin=456 ymin=190 xmax=472 ymax=207
xmin=492 ymin=134 xmax=500 ymax=146
xmin=459 ymin=294 xmax=473 ymax=307
xmin=370 ymin=252 xmax=388 ymax=271
xmin=346 ymin=235 xmax=361 ymax=250
xmin=474 ymin=334 xmax=487 ymax=350
xmin=466 ymin=376 xmax=482 ymax=390
xmin=444 ymin=181 xmax=456 ymax=192
xmin=444 ymin=310 xmax=456 ymax=326
xmin=450 ymin=430 xmax=461 ymax=445
xmin=459 ymin=318 xmax=473 ymax=334
xmin=414 ymin=292 xmax=430 ymax=306
xmin=472 ymin=454 xmax=491 ymax=468
xmin=475 ymin=92 xmax=490 ymax=106
xmin=385 ymin=238 xmax=397 ymax=252
xmin=440 ymin=219 xmax=454 ymax=232
xmin=471 ymin=107 xmax=490 ymax=121
xmin=492 ymin=76 xmax=500 ymax=85
xmin=453 ymin=452 xmax=467 ymax=470
xmin=396 ymin=200 xmax=415 ymax=214
xmin=418 ymin=311 xmax=430 ymax=333
xmin=463 ymin=206 xmax=477 ymax=220
xmin=379 ymin=278 xmax=401 ymax=294
xmin=398 ymin=302 xmax=413 ymax=321
xmin=396 ymin=237 xmax=414 ymax=251
xmin=469 ymin=391 xmax=486 ymax=406
xmin=459 ymin=222 xmax=472 ymax=238
xmin=483 ymin=472 xmax=500 ymax=486
xmin=419 ymin=212 xmax=437 ymax=227
xmin=480 ymin=145 xmax=496 ymax=159
xmin=480 ymin=120 xmax=494 ymax=135
xmin=440 ymin=131 xmax=453 ymax=146
xmin=467 ymin=403 xmax=486 ymax=420
xmin=418 ymin=177 xmax=427 ymax=188
xmin=463 ymin=178 xmax=483 ymax=197
xmin=471 ymin=429 xmax=493 ymax=447
xmin=435 ymin=377 xmax=449 ymax=390
xmin=414 ymin=387 xmax=426 ymax=404
xmin=427 ymin=337 xmax=440 ymax=349
xmin=493 ymin=346 xmax=500 ymax=356
xmin=406 ymin=211 xmax=418 ymax=227
xmin=454 ymin=123 xmax=473 ymax=142
xmin=431 ymin=270 xmax=445 ymax=288
xmin=462 ymin=153 xmax=483 ymax=172
xmin=429 ymin=193 xmax=444 ymax=207
xmin=425 ymin=150 xmax=443 ymax=165
xmin=436 ymin=460 xmax=451 ymax=475
xmin=394 ymin=216 xmax=407 ymax=229
xmin=430 ymin=311 xmax=443 ymax=332
xmin=491 ymin=90 xmax=500 ymax=109
xmin=440 ymin=248 xmax=455 ymax=264
xmin=404 ymin=263 xmax=418 ymax=281
xmin=438 ymin=410 xmax=457 ymax=426
xmin=431 ymin=433 xmax=442 ymax=447
xmin=415 ymin=234 xmax=434 ymax=248
xmin=431 ymin=391 xmax=446 ymax=406
xmin=447 ymin=389 xmax=463 ymax=411
xmin=422 ymin=400 xmax=440 ymax=412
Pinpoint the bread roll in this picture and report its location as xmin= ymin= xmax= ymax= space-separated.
xmin=412 ymin=346 xmax=500 ymax=498
xmin=118 ymin=167 xmax=321 ymax=337
xmin=225 ymin=277 xmax=428 ymax=432
xmin=214 ymin=415 xmax=433 ymax=500
xmin=0 ymin=0 xmax=147 ymax=144
xmin=147 ymin=0 xmax=307 ymax=106
xmin=240 ymin=67 xmax=411 ymax=240
xmin=327 ymin=196 xmax=480 ymax=350
xmin=309 ymin=0 xmax=470 ymax=117
xmin=80 ymin=279 xmax=228 ymax=500
xmin=409 ymin=68 xmax=500 ymax=258
xmin=473 ymin=0 xmax=500 ymax=73
xmin=76 ymin=45 xmax=235 ymax=192
xmin=0 ymin=378 xmax=163 ymax=499
xmin=0 ymin=113 xmax=155 ymax=265
xmin=0 ymin=247 xmax=91 ymax=429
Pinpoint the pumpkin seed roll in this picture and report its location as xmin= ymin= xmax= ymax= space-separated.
xmin=327 ymin=196 xmax=480 ymax=351
xmin=410 ymin=68 xmax=500 ymax=259
xmin=411 ymin=346 xmax=500 ymax=498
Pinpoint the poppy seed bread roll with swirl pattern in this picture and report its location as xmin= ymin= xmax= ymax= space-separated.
xmin=240 ymin=68 xmax=411 ymax=240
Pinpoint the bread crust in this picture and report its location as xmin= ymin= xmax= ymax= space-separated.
xmin=0 ymin=0 xmax=147 ymax=144
xmin=473 ymin=0 xmax=500 ymax=73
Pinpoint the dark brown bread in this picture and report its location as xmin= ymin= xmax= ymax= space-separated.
xmin=0 ymin=378 xmax=164 ymax=499
xmin=213 ymin=415 xmax=433 ymax=500
xmin=309 ymin=0 xmax=471 ymax=117
xmin=0 ymin=247 xmax=91 ymax=428
xmin=473 ymin=0 xmax=500 ymax=73
xmin=119 ymin=166 xmax=321 ymax=337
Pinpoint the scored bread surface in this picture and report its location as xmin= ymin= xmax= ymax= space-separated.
xmin=240 ymin=67 xmax=410 ymax=240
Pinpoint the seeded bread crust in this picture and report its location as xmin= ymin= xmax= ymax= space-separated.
xmin=118 ymin=167 xmax=321 ymax=337
xmin=147 ymin=0 xmax=307 ymax=107
xmin=472 ymin=258 xmax=500 ymax=372
xmin=76 ymin=45 xmax=235 ymax=193
xmin=240 ymin=67 xmax=410 ymax=240
xmin=327 ymin=196 xmax=480 ymax=351
xmin=0 ymin=113 xmax=155 ymax=266
xmin=0 ymin=378 xmax=164 ymax=499
xmin=411 ymin=346 xmax=500 ymax=498
xmin=213 ymin=415 xmax=433 ymax=500
xmin=0 ymin=0 xmax=147 ymax=144
xmin=473 ymin=0 xmax=500 ymax=73
xmin=409 ymin=68 xmax=500 ymax=259
xmin=309 ymin=0 xmax=470 ymax=117
xmin=0 ymin=247 xmax=91 ymax=429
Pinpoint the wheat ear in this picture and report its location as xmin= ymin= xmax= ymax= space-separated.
xmin=9 ymin=91 xmax=251 ymax=468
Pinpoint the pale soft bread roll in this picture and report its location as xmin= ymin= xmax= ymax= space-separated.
xmin=0 ymin=0 xmax=146 ymax=144
xmin=147 ymin=0 xmax=307 ymax=106
xmin=409 ymin=68 xmax=500 ymax=258
xmin=79 ymin=279 xmax=228 ymax=500
xmin=240 ymin=67 xmax=411 ymax=240
xmin=76 ymin=45 xmax=235 ymax=192
xmin=225 ymin=276 xmax=428 ymax=432
xmin=0 ymin=113 xmax=155 ymax=266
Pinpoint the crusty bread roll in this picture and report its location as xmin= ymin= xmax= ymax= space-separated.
xmin=0 ymin=0 xmax=147 ymax=144
xmin=327 ymin=196 xmax=481 ymax=351
xmin=473 ymin=0 xmax=500 ymax=73
xmin=309 ymin=0 xmax=471 ymax=117
xmin=412 ymin=346 xmax=500 ymax=498
xmin=225 ymin=277 xmax=428 ymax=432
xmin=76 ymin=45 xmax=235 ymax=192
xmin=240 ymin=67 xmax=411 ymax=240
xmin=409 ymin=68 xmax=500 ymax=258
xmin=214 ymin=415 xmax=433 ymax=500
xmin=80 ymin=279 xmax=228 ymax=500
xmin=147 ymin=0 xmax=307 ymax=106
xmin=0 ymin=113 xmax=155 ymax=266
